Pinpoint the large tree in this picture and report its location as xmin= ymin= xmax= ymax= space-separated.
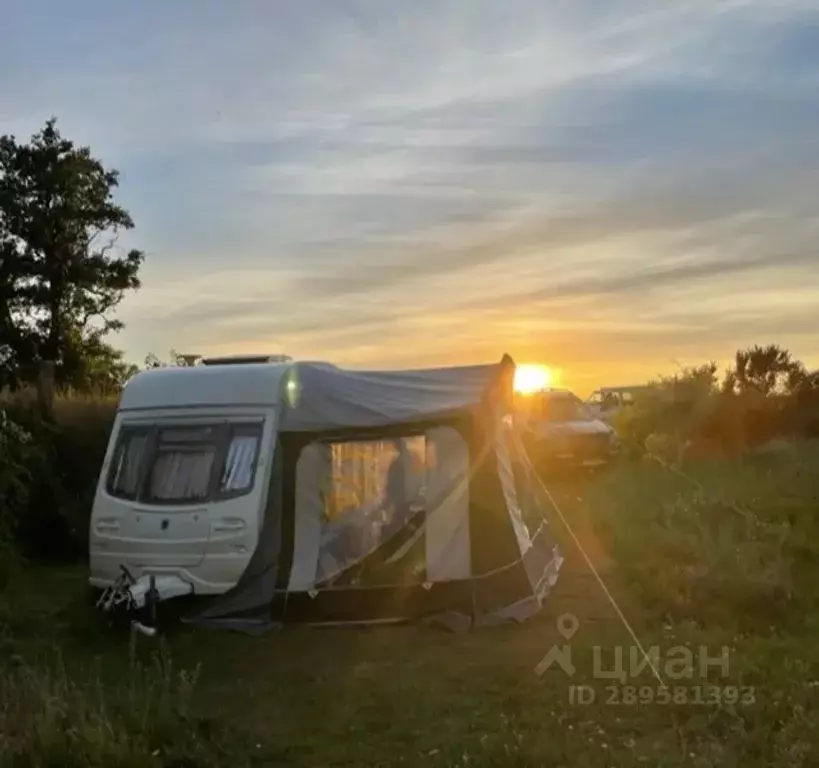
xmin=0 ymin=117 xmax=143 ymax=388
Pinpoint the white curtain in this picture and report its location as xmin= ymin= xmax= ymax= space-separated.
xmin=221 ymin=435 xmax=259 ymax=491
xmin=111 ymin=433 xmax=148 ymax=495
xmin=148 ymin=450 xmax=214 ymax=500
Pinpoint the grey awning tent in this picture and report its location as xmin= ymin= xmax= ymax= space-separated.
xmin=185 ymin=354 xmax=564 ymax=632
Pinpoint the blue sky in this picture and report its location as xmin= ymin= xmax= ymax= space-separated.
xmin=3 ymin=0 xmax=819 ymax=391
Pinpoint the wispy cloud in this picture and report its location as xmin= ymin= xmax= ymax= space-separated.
xmin=2 ymin=0 xmax=819 ymax=387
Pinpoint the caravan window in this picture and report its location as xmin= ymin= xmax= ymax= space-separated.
xmin=108 ymin=428 xmax=150 ymax=499
xmin=145 ymin=425 xmax=220 ymax=503
xmin=105 ymin=420 xmax=264 ymax=505
xmin=219 ymin=426 xmax=262 ymax=494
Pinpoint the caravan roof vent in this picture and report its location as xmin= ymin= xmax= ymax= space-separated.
xmin=200 ymin=354 xmax=293 ymax=366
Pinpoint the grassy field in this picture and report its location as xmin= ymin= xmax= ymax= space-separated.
xmin=3 ymin=445 xmax=819 ymax=767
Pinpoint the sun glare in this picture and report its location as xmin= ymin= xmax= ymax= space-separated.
xmin=514 ymin=364 xmax=552 ymax=395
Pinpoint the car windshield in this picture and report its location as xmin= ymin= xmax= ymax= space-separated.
xmin=541 ymin=395 xmax=593 ymax=423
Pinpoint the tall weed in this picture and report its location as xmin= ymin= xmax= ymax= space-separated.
xmin=585 ymin=442 xmax=819 ymax=631
xmin=0 ymin=643 xmax=235 ymax=768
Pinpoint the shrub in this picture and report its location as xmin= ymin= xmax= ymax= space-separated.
xmin=614 ymin=387 xmax=811 ymax=462
xmin=610 ymin=347 xmax=819 ymax=459
xmin=0 ymin=410 xmax=35 ymax=585
xmin=0 ymin=395 xmax=116 ymax=563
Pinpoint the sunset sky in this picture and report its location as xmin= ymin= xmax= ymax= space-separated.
xmin=3 ymin=0 xmax=818 ymax=394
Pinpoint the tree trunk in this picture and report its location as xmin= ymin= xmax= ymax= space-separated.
xmin=37 ymin=359 xmax=55 ymax=420
xmin=44 ymin=292 xmax=63 ymax=363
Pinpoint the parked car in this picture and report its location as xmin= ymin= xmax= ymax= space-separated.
xmin=585 ymin=385 xmax=653 ymax=421
xmin=516 ymin=388 xmax=619 ymax=469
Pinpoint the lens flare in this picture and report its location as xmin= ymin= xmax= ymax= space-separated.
xmin=514 ymin=364 xmax=552 ymax=394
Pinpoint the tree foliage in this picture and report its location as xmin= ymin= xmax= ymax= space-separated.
xmin=653 ymin=362 xmax=720 ymax=401
xmin=614 ymin=344 xmax=819 ymax=460
xmin=722 ymin=343 xmax=806 ymax=396
xmin=0 ymin=117 xmax=143 ymax=391
xmin=143 ymin=349 xmax=199 ymax=369
xmin=0 ymin=410 xmax=33 ymax=578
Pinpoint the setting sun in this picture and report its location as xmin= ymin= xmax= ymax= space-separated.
xmin=514 ymin=364 xmax=552 ymax=394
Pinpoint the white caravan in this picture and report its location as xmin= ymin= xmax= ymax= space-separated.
xmin=89 ymin=353 xmax=564 ymax=632
xmin=89 ymin=357 xmax=291 ymax=607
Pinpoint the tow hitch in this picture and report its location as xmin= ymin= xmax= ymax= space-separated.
xmin=95 ymin=567 xmax=193 ymax=636
xmin=96 ymin=566 xmax=161 ymax=636
xmin=96 ymin=565 xmax=140 ymax=612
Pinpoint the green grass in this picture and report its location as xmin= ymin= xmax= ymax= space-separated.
xmin=3 ymin=445 xmax=819 ymax=766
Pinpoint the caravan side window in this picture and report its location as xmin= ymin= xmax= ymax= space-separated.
xmin=108 ymin=427 xmax=151 ymax=499
xmin=218 ymin=425 xmax=263 ymax=495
